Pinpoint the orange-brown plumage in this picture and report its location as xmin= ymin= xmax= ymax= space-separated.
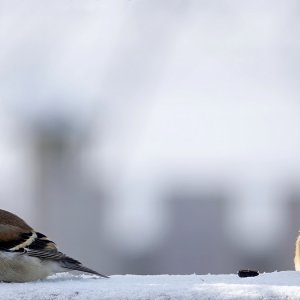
xmin=0 ymin=209 xmax=32 ymax=230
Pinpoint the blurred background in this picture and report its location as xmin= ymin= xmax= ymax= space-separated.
xmin=0 ymin=0 xmax=300 ymax=275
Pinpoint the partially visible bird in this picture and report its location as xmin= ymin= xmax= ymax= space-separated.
xmin=295 ymin=233 xmax=300 ymax=271
xmin=0 ymin=209 xmax=108 ymax=282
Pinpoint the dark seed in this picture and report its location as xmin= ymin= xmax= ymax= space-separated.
xmin=238 ymin=269 xmax=259 ymax=278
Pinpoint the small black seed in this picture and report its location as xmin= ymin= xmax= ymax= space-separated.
xmin=238 ymin=269 xmax=259 ymax=278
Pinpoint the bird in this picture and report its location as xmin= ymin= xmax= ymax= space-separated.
xmin=295 ymin=234 xmax=300 ymax=271
xmin=0 ymin=209 xmax=108 ymax=282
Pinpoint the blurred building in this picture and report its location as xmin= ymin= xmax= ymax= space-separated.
xmin=0 ymin=0 xmax=300 ymax=275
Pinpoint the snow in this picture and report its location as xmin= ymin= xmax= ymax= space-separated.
xmin=1 ymin=271 xmax=300 ymax=300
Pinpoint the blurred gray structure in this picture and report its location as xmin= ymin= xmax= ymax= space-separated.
xmin=30 ymin=115 xmax=110 ymax=272
xmin=0 ymin=0 xmax=300 ymax=275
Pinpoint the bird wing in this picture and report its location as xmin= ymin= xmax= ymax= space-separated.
xmin=25 ymin=248 xmax=108 ymax=277
xmin=0 ymin=225 xmax=42 ymax=251
xmin=0 ymin=226 xmax=108 ymax=278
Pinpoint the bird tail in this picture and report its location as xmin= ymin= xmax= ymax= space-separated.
xmin=59 ymin=256 xmax=109 ymax=278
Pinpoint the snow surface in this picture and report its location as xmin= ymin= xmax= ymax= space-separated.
xmin=1 ymin=271 xmax=300 ymax=300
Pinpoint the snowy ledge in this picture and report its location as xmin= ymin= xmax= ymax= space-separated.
xmin=1 ymin=271 xmax=300 ymax=300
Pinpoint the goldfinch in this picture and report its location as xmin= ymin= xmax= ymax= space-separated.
xmin=0 ymin=209 xmax=108 ymax=282
xmin=295 ymin=234 xmax=300 ymax=271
